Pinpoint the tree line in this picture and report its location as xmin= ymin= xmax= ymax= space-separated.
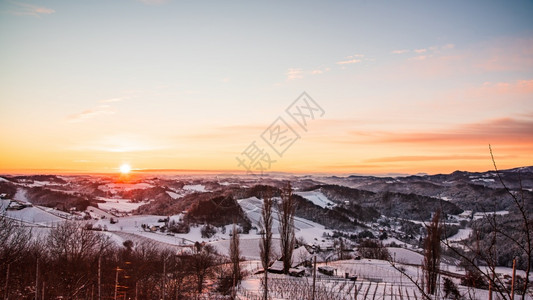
xmin=0 ymin=217 xmax=240 ymax=300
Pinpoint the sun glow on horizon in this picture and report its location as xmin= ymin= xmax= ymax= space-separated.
xmin=119 ymin=163 xmax=131 ymax=174
xmin=0 ymin=1 xmax=531 ymax=175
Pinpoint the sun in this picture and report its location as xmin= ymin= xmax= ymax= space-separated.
xmin=119 ymin=163 xmax=131 ymax=174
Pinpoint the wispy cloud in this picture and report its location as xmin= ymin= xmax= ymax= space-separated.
xmin=471 ymin=79 xmax=533 ymax=96
xmin=392 ymin=49 xmax=410 ymax=54
xmin=286 ymin=68 xmax=303 ymax=80
xmin=392 ymin=44 xmax=455 ymax=61
xmin=336 ymin=59 xmax=361 ymax=65
xmin=365 ymin=154 xmax=495 ymax=163
xmin=4 ymin=1 xmax=55 ymax=16
xmin=68 ymin=105 xmax=114 ymax=123
xmin=68 ymin=96 xmax=128 ymax=122
xmin=333 ymin=54 xmax=365 ymax=65
xmin=356 ymin=117 xmax=533 ymax=145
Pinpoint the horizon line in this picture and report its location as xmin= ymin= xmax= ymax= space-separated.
xmin=1 ymin=165 xmax=530 ymax=178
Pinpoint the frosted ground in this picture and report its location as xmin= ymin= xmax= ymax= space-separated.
xmin=1 ymin=176 xmax=530 ymax=300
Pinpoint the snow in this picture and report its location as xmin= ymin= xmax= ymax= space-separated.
xmin=113 ymin=231 xmax=190 ymax=248
xmin=86 ymin=205 xmax=117 ymax=220
xmin=97 ymin=197 xmax=146 ymax=212
xmin=382 ymin=237 xmax=409 ymax=247
xmin=92 ymin=215 xmax=168 ymax=232
xmin=209 ymin=238 xmax=282 ymax=260
xmin=294 ymin=191 xmax=336 ymax=209
xmin=387 ymin=247 xmax=424 ymax=265
xmin=183 ymin=184 xmax=207 ymax=192
xmin=26 ymin=180 xmax=50 ymax=187
xmin=448 ymin=228 xmax=472 ymax=242
xmin=292 ymin=246 xmax=312 ymax=265
xmin=238 ymin=256 xmax=522 ymax=300
xmin=98 ymin=182 xmax=153 ymax=192
xmin=238 ymin=196 xmax=332 ymax=244
xmin=0 ymin=177 xmax=9 ymax=182
xmin=237 ymin=196 xmax=333 ymax=249
xmin=459 ymin=210 xmax=473 ymax=218
xmin=166 ymin=191 xmax=181 ymax=199
xmin=471 ymin=178 xmax=495 ymax=183
xmin=13 ymin=189 xmax=31 ymax=204
xmin=0 ymin=200 xmax=66 ymax=226
xmin=473 ymin=210 xmax=509 ymax=220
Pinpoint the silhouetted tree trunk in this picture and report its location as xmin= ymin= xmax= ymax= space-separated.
xmin=190 ymin=244 xmax=217 ymax=294
xmin=259 ymin=188 xmax=274 ymax=300
xmin=423 ymin=209 xmax=442 ymax=295
xmin=230 ymin=222 xmax=241 ymax=298
xmin=278 ymin=181 xmax=296 ymax=274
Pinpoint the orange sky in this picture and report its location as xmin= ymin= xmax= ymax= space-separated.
xmin=1 ymin=1 xmax=532 ymax=175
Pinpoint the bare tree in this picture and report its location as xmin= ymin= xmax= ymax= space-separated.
xmin=278 ymin=181 xmax=296 ymax=274
xmin=423 ymin=209 xmax=442 ymax=295
xmin=230 ymin=222 xmax=241 ymax=297
xmin=0 ymin=215 xmax=31 ymax=300
xmin=442 ymin=146 xmax=533 ymax=299
xmin=189 ymin=243 xmax=218 ymax=295
xmin=131 ymin=241 xmax=163 ymax=299
xmin=46 ymin=221 xmax=104 ymax=299
xmin=259 ymin=187 xmax=274 ymax=300
xmin=358 ymin=239 xmax=390 ymax=260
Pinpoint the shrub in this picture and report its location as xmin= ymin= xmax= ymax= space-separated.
xmin=443 ymin=277 xmax=461 ymax=299
xmin=201 ymin=224 xmax=217 ymax=238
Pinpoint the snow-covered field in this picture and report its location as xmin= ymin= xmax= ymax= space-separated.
xmin=238 ymin=196 xmax=332 ymax=247
xmin=210 ymin=238 xmax=282 ymax=260
xmin=1 ymin=200 xmax=67 ymax=226
xmin=294 ymin=191 xmax=336 ymax=209
xmin=447 ymin=228 xmax=473 ymax=242
xmin=183 ymin=184 xmax=207 ymax=192
xmin=387 ymin=247 xmax=423 ymax=265
xmin=238 ymin=258 xmax=523 ymax=300
xmin=473 ymin=210 xmax=509 ymax=220
xmin=96 ymin=197 xmax=147 ymax=212
xmin=166 ymin=190 xmax=181 ymax=199
xmin=98 ymin=182 xmax=154 ymax=192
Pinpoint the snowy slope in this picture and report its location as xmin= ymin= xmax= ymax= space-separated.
xmin=1 ymin=200 xmax=66 ymax=226
xmin=166 ymin=191 xmax=181 ymax=199
xmin=387 ymin=247 xmax=424 ymax=265
xmin=96 ymin=197 xmax=147 ymax=212
xmin=448 ymin=228 xmax=472 ymax=242
xmin=183 ymin=184 xmax=207 ymax=192
xmin=209 ymin=238 xmax=282 ymax=260
xmin=237 ymin=197 xmax=332 ymax=246
xmin=294 ymin=191 xmax=336 ymax=209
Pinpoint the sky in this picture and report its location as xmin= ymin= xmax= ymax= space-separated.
xmin=0 ymin=0 xmax=532 ymax=175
